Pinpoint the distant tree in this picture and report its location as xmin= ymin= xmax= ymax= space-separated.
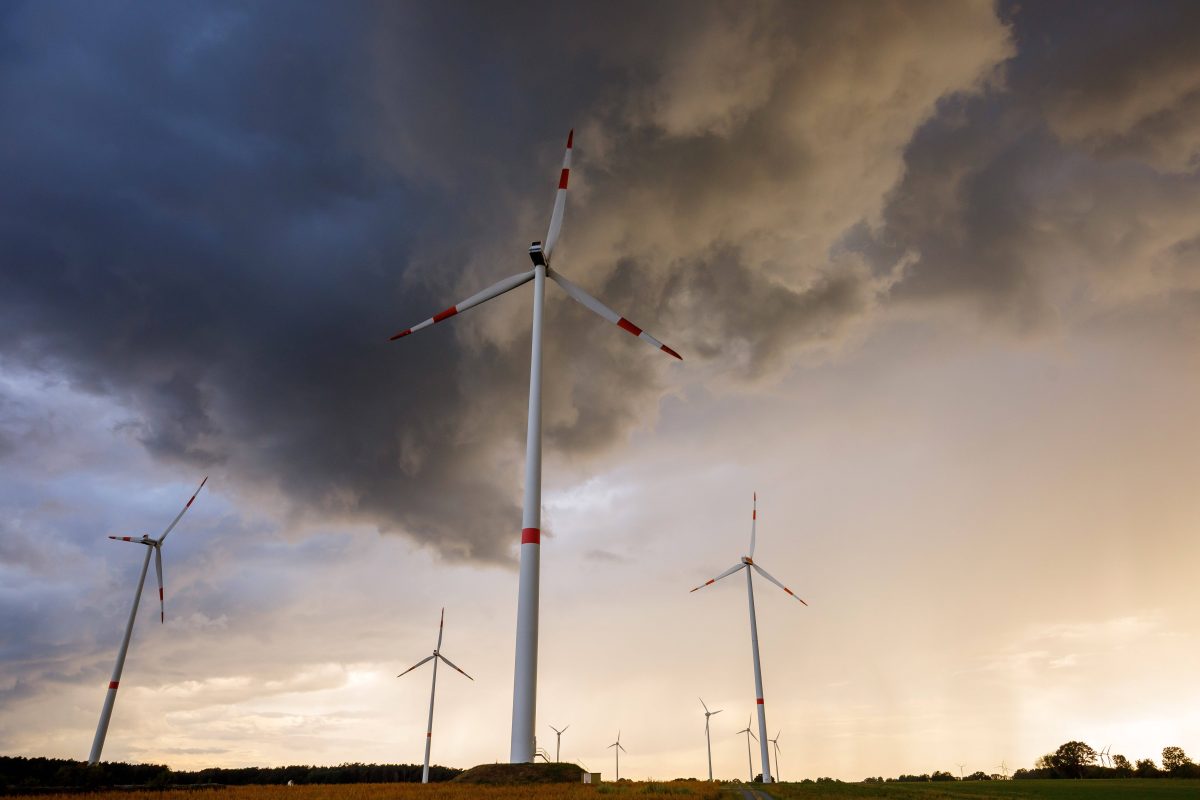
xmin=1162 ymin=747 xmax=1192 ymax=772
xmin=1135 ymin=758 xmax=1160 ymax=777
xmin=1035 ymin=754 xmax=1055 ymax=771
xmin=1111 ymin=754 xmax=1132 ymax=775
xmin=1051 ymin=741 xmax=1097 ymax=778
xmin=930 ymin=770 xmax=955 ymax=781
xmin=965 ymin=771 xmax=991 ymax=781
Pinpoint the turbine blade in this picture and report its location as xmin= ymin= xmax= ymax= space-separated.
xmin=436 ymin=607 xmax=445 ymax=652
xmin=157 ymin=476 xmax=208 ymax=545
xmin=750 ymin=563 xmax=808 ymax=606
xmin=749 ymin=492 xmax=757 ymax=558
xmin=619 ymin=743 xmax=627 ymax=752
xmin=543 ymin=129 xmax=573 ymax=259
xmin=154 ymin=545 xmax=164 ymax=624
xmin=548 ymin=268 xmax=682 ymax=360
xmin=712 ymin=709 xmax=723 ymax=715
xmin=689 ymin=562 xmax=745 ymax=593
xmin=699 ymin=697 xmax=709 ymax=713
xmin=108 ymin=536 xmax=152 ymax=544
xmin=436 ymin=652 xmax=474 ymax=681
xmin=396 ymin=654 xmax=435 ymax=678
xmin=388 ymin=270 xmax=535 ymax=341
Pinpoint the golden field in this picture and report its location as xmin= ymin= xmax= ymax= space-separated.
xmin=26 ymin=781 xmax=731 ymax=800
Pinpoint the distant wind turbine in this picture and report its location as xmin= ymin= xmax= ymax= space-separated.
xmin=689 ymin=493 xmax=807 ymax=784
xmin=389 ymin=130 xmax=681 ymax=763
xmin=769 ymin=730 xmax=781 ymax=782
xmin=998 ymin=760 xmax=1009 ymax=779
xmin=549 ymin=724 xmax=569 ymax=762
xmin=699 ymin=698 xmax=723 ymax=781
xmin=397 ymin=608 xmax=474 ymax=783
xmin=608 ymin=731 xmax=627 ymax=780
xmin=735 ymin=718 xmax=758 ymax=782
xmin=88 ymin=477 xmax=207 ymax=765
xmin=957 ymin=762 xmax=965 ymax=780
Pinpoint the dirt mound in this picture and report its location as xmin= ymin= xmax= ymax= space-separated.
xmin=453 ymin=763 xmax=584 ymax=784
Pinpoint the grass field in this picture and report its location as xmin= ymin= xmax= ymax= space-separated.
xmin=762 ymin=779 xmax=1200 ymax=799
xmin=17 ymin=780 xmax=1200 ymax=799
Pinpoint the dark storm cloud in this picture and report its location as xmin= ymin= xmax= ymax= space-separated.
xmin=7 ymin=1 xmax=1195 ymax=567
xmin=862 ymin=1 xmax=1200 ymax=326
xmin=0 ymin=1 xmax=1015 ymax=563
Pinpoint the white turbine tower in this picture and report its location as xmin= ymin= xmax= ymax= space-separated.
xmin=769 ymin=730 xmax=782 ymax=782
xmin=396 ymin=608 xmax=474 ymax=783
xmin=689 ymin=493 xmax=807 ymax=784
xmin=735 ymin=718 xmax=758 ymax=782
xmin=607 ymin=731 xmax=627 ymax=780
xmin=88 ymin=476 xmax=207 ymax=765
xmin=389 ymin=130 xmax=681 ymax=763
xmin=549 ymin=724 xmax=569 ymax=762
xmin=699 ymin=697 xmax=722 ymax=781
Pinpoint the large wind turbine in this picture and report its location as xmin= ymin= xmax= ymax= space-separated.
xmin=397 ymin=608 xmax=474 ymax=784
xmin=389 ymin=131 xmax=682 ymax=762
xmin=699 ymin=697 xmax=722 ymax=781
xmin=88 ymin=477 xmax=207 ymax=765
xmin=735 ymin=718 xmax=758 ymax=782
xmin=549 ymin=724 xmax=569 ymax=762
xmin=689 ymin=493 xmax=807 ymax=784
xmin=607 ymin=731 xmax=627 ymax=780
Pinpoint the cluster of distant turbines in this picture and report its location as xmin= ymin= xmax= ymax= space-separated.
xmin=87 ymin=131 xmax=809 ymax=784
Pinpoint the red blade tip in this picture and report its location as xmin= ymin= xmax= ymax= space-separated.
xmin=661 ymin=344 xmax=683 ymax=360
xmin=389 ymin=329 xmax=411 ymax=341
xmin=567 ymin=129 xmax=574 ymax=148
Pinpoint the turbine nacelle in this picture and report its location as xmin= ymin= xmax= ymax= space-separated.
xmin=528 ymin=242 xmax=547 ymax=267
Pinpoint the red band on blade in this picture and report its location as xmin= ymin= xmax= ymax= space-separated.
xmin=186 ymin=497 xmax=194 ymax=507
xmin=567 ymin=129 xmax=574 ymax=148
xmin=617 ymin=318 xmax=642 ymax=336
xmin=109 ymin=681 xmax=119 ymax=690
xmin=159 ymin=589 xmax=164 ymax=600
xmin=558 ymin=168 xmax=569 ymax=189
xmin=784 ymin=588 xmax=793 ymax=595
xmin=389 ymin=329 xmax=412 ymax=340
xmin=757 ymin=698 xmax=764 ymax=704
xmin=705 ymin=579 xmax=715 ymax=586
xmin=753 ymin=510 xmax=756 ymax=519
xmin=521 ymin=527 xmax=541 ymax=545
xmin=661 ymin=344 xmax=682 ymax=360
xmin=433 ymin=307 xmax=458 ymax=323
xmin=426 ymin=732 xmax=432 ymax=738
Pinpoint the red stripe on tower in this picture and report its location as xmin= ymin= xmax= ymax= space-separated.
xmin=617 ymin=318 xmax=642 ymax=337
xmin=433 ymin=307 xmax=458 ymax=323
xmin=558 ymin=169 xmax=569 ymax=189
xmin=756 ymin=698 xmax=764 ymax=704
xmin=521 ymin=527 xmax=541 ymax=545
xmin=109 ymin=681 xmax=119 ymax=690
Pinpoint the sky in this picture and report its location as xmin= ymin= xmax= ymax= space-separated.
xmin=1 ymin=0 xmax=1198 ymax=782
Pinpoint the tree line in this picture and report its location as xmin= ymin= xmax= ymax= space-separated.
xmin=1015 ymin=741 xmax=1199 ymax=780
xmin=0 ymin=756 xmax=462 ymax=791
xmin=859 ymin=741 xmax=1198 ymax=783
